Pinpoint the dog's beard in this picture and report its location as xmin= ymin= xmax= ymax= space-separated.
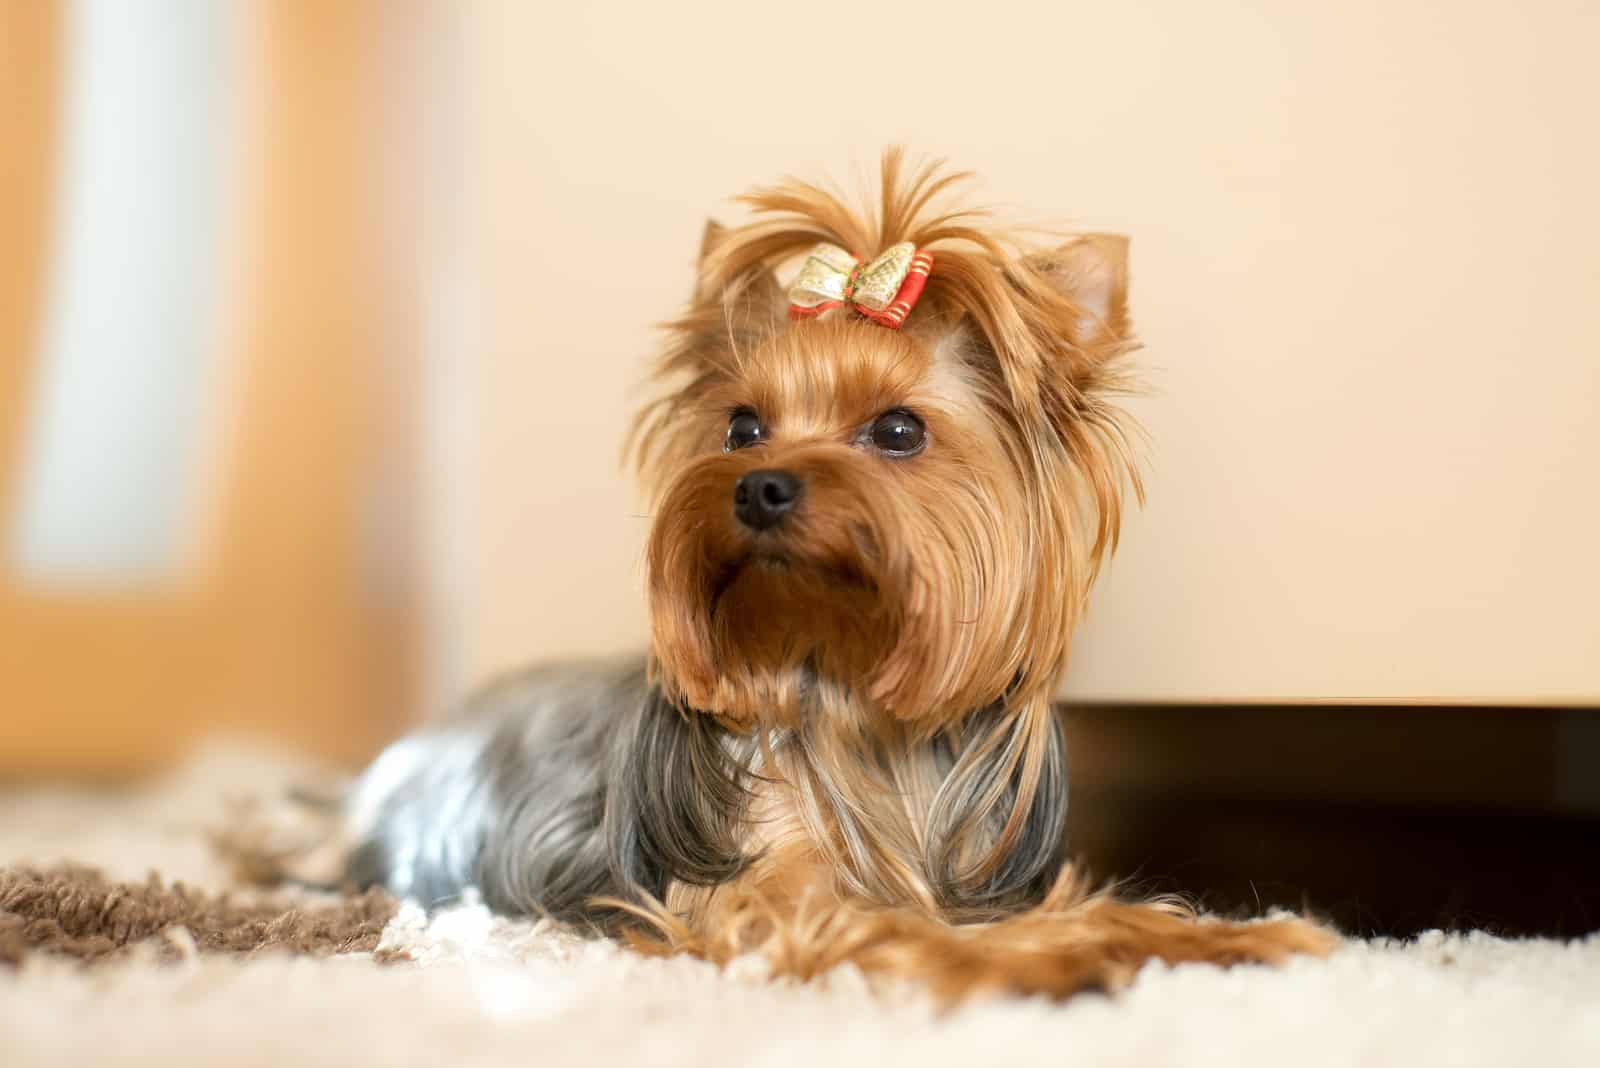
xmin=645 ymin=451 xmax=908 ymax=725
xmin=708 ymin=551 xmax=889 ymax=689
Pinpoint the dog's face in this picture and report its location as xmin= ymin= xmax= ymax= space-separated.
xmin=646 ymin=317 xmax=1038 ymax=727
xmin=636 ymin=182 xmax=1137 ymax=731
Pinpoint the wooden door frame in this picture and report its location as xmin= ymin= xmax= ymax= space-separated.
xmin=0 ymin=2 xmax=417 ymax=778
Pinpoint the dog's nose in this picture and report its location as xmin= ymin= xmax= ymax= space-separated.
xmin=734 ymin=469 xmax=803 ymax=530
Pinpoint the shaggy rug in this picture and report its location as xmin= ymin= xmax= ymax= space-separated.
xmin=1 ymin=742 xmax=1597 ymax=1067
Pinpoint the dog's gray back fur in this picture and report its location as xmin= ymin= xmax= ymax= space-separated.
xmin=346 ymin=658 xmax=1069 ymax=923
xmin=345 ymin=658 xmax=750 ymax=923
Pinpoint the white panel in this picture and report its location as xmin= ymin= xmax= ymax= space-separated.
xmin=10 ymin=0 xmax=234 ymax=585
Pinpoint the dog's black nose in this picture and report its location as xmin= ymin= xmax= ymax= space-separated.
xmin=734 ymin=469 xmax=803 ymax=530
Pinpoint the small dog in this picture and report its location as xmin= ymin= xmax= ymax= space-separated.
xmin=343 ymin=151 xmax=1335 ymax=1000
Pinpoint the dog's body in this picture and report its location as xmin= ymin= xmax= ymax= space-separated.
xmin=341 ymin=153 xmax=1336 ymax=999
xmin=347 ymin=656 xmax=1069 ymax=921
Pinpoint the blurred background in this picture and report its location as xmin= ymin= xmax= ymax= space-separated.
xmin=2 ymin=0 xmax=1598 ymax=932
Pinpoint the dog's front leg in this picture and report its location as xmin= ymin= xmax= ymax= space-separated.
xmin=624 ymin=859 xmax=1339 ymax=1003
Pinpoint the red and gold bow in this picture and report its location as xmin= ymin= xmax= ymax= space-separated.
xmin=787 ymin=242 xmax=933 ymax=329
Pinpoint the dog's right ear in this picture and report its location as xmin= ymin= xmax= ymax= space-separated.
xmin=692 ymin=217 xmax=785 ymax=315
xmin=675 ymin=218 xmax=787 ymax=377
xmin=631 ymin=221 xmax=786 ymax=487
xmin=692 ymin=219 xmax=727 ymax=302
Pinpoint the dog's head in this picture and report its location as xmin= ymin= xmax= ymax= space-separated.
xmin=634 ymin=152 xmax=1139 ymax=730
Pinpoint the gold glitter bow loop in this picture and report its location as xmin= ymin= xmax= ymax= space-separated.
xmin=787 ymin=242 xmax=933 ymax=329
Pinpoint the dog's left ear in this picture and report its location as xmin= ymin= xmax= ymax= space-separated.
xmin=1029 ymin=233 xmax=1130 ymax=362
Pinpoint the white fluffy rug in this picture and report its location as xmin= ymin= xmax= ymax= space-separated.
xmin=2 ymin=742 xmax=1597 ymax=1067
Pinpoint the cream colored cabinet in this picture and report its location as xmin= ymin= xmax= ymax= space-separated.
xmin=461 ymin=2 xmax=1600 ymax=706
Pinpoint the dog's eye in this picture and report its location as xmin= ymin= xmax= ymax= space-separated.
xmin=724 ymin=410 xmax=765 ymax=451
xmin=868 ymin=409 xmax=926 ymax=456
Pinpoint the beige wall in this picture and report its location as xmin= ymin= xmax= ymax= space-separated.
xmin=457 ymin=1 xmax=1599 ymax=706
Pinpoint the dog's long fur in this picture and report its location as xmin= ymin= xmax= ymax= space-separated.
xmin=344 ymin=151 xmax=1336 ymax=1000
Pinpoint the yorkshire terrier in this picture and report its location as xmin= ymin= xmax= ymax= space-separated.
xmin=341 ymin=151 xmax=1336 ymax=1000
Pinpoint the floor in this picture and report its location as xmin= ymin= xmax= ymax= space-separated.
xmin=1 ymin=740 xmax=1597 ymax=1067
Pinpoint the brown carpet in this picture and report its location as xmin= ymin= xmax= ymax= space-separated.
xmin=0 ymin=865 xmax=396 ymax=967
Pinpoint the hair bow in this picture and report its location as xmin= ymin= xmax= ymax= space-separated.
xmin=787 ymin=242 xmax=933 ymax=329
